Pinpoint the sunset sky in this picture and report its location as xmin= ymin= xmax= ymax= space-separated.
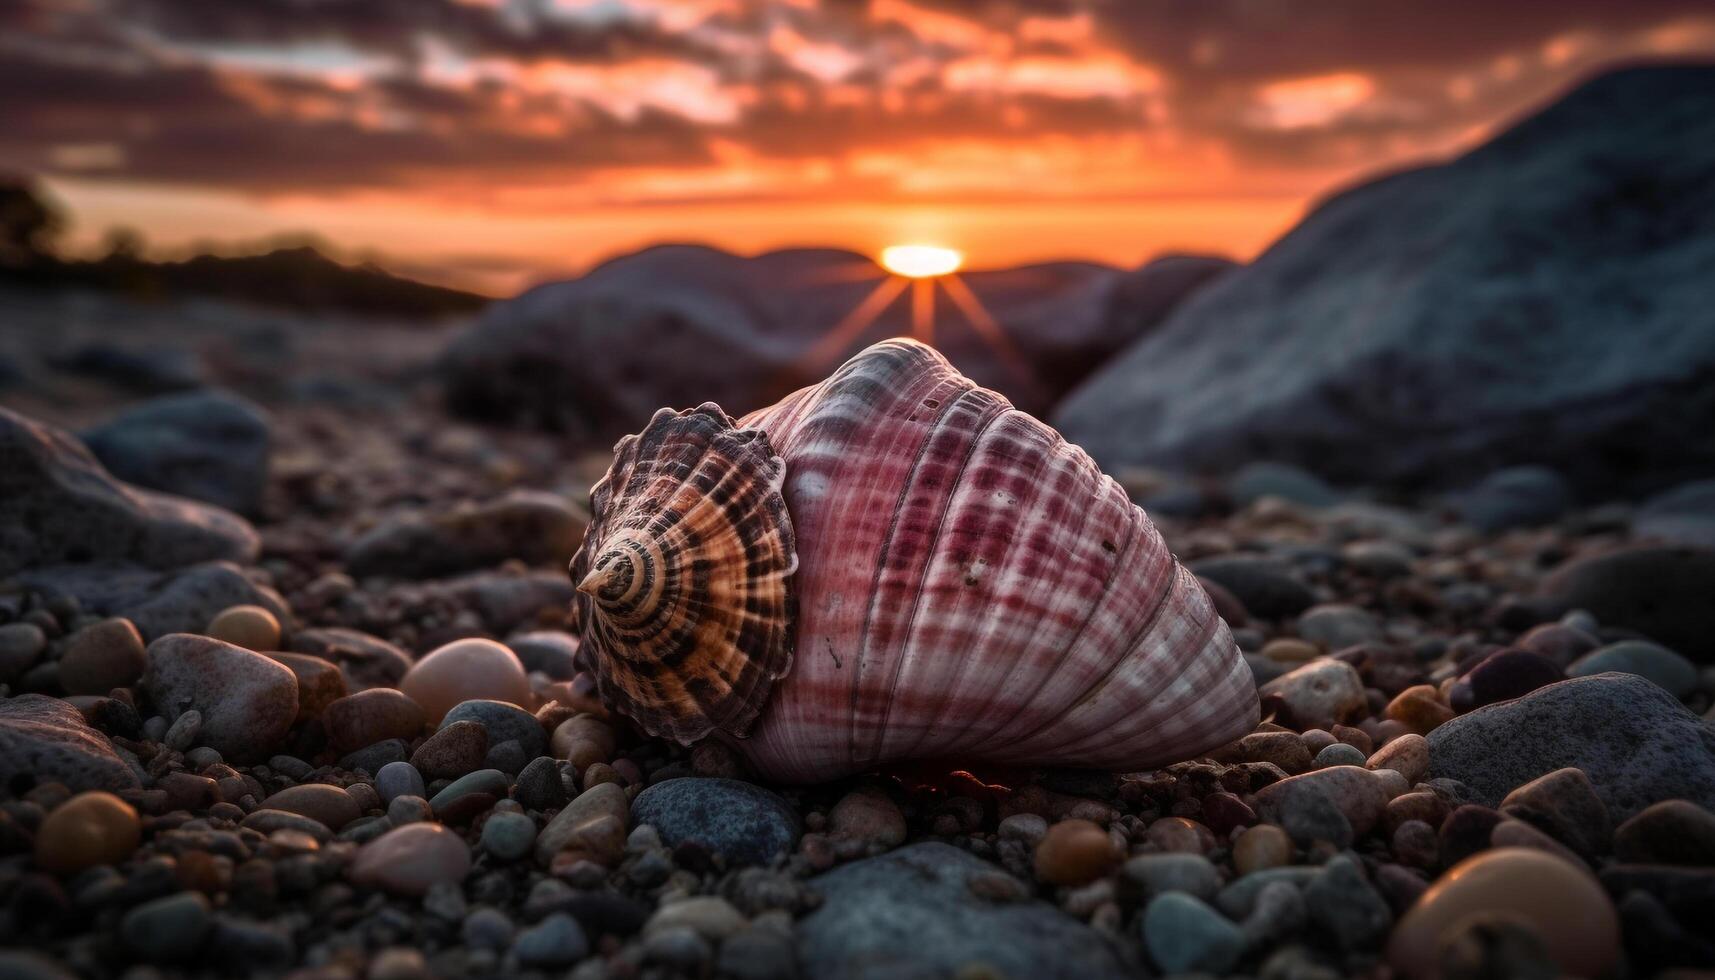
xmin=5 ymin=0 xmax=1714 ymax=295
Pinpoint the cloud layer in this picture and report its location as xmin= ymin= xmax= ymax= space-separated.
xmin=4 ymin=0 xmax=1711 ymax=288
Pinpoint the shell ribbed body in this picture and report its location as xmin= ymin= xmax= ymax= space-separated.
xmin=732 ymin=339 xmax=1258 ymax=782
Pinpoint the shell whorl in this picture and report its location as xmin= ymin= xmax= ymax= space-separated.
xmin=570 ymin=403 xmax=797 ymax=744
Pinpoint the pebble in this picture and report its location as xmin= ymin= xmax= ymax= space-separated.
xmin=341 ymin=738 xmax=409 ymax=775
xmin=1256 ymin=765 xmax=1394 ymax=840
xmin=1451 ymin=648 xmax=1564 ymax=711
xmin=34 ymin=791 xmax=141 ymax=873
xmin=241 ymin=809 xmax=333 ymax=842
xmin=1146 ymin=816 xmax=1214 ymax=854
xmin=1296 ymin=603 xmax=1383 ymax=649
xmin=1385 ymin=685 xmax=1455 ymax=734
xmin=1232 ymin=731 xmax=1312 ymax=773
xmin=1240 ymin=879 xmax=1307 ymax=947
xmin=121 ymin=891 xmax=212 ymax=962
xmin=260 ymin=784 xmax=362 ymax=831
xmin=375 ymin=761 xmax=425 ymax=804
xmin=387 ymin=795 xmax=432 ymax=826
xmin=263 ymin=652 xmax=347 ymax=721
xmin=322 ymin=689 xmax=427 ymax=755
xmin=142 ymin=634 xmax=298 ymax=761
xmin=410 ymin=720 xmax=489 ymax=779
xmin=481 ymin=810 xmax=538 ymax=861
xmin=1304 ymin=853 xmax=1392 ymax=951
xmin=1387 ymin=847 xmax=1619 ymax=979
xmin=1258 ymin=659 xmax=1366 ymax=730
xmin=399 ymin=638 xmax=532 ymax=723
xmin=1188 ymin=555 xmax=1316 ymax=619
xmin=57 ymin=618 xmax=147 ymax=695
xmin=644 ymin=926 xmax=712 ymax=969
xmin=350 ymin=822 xmax=472 ymax=896
xmin=368 ymin=948 xmax=428 ymax=980
xmin=1366 ymin=732 xmax=1429 ymax=784
xmin=997 ymin=812 xmax=1048 ymax=846
xmin=514 ymin=756 xmax=570 ymax=811
xmin=505 ymin=630 xmax=582 ymax=680
xmin=429 ymin=768 xmax=509 ymax=815
xmin=1141 ymin=891 xmax=1244 ymax=975
xmin=513 ymin=912 xmax=589 ymax=967
xmin=1536 ymin=545 xmax=1715 ymax=656
xmin=0 ymin=622 xmax=46 ymax=681
xmin=205 ymin=604 xmax=281 ymax=652
xmin=629 ymin=778 xmax=799 ymax=866
xmin=537 ymin=781 xmax=630 ymax=865
xmin=550 ymin=714 xmax=617 ymax=769
xmin=828 ymin=787 xmax=907 ymax=848
xmin=163 ymin=709 xmax=201 ymax=751
xmin=1313 ymin=742 xmax=1367 ymax=768
xmin=716 ymin=927 xmax=799 ymax=980
xmin=1612 ymin=799 xmax=1715 ymax=865
xmin=1568 ymin=640 xmax=1698 ymax=698
xmin=1033 ymin=819 xmax=1116 ymax=885
xmin=1499 ymin=767 xmax=1610 ymax=859
xmin=442 ymin=698 xmax=547 ymax=757
xmin=462 ymin=907 xmax=514 ymax=950
xmin=1123 ymin=852 xmax=1220 ymax=901
xmin=646 ymin=896 xmax=747 ymax=940
xmin=1233 ymin=824 xmax=1294 ymax=875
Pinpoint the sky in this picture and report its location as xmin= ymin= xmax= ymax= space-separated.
xmin=5 ymin=0 xmax=1714 ymax=295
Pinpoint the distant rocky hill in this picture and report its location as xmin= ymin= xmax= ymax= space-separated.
xmin=439 ymin=245 xmax=1231 ymax=439
xmin=1055 ymin=63 xmax=1715 ymax=497
xmin=2 ymin=245 xmax=488 ymax=320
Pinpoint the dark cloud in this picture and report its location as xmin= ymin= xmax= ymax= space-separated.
xmin=1 ymin=0 xmax=1710 ymax=202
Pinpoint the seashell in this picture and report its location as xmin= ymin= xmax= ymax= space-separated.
xmin=571 ymin=338 xmax=1257 ymax=782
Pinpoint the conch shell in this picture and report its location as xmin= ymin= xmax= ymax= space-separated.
xmin=572 ymin=338 xmax=1257 ymax=782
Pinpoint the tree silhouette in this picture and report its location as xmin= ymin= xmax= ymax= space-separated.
xmin=0 ymin=176 xmax=65 ymax=266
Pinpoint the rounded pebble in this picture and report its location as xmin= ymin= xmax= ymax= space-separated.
xmin=34 ymin=791 xmax=141 ymax=874
xmin=58 ymin=618 xmax=147 ymax=695
xmin=1033 ymin=819 xmax=1116 ymax=886
xmin=350 ymin=822 xmax=472 ymax=896
xmin=399 ymin=639 xmax=532 ymax=723
xmin=206 ymin=605 xmax=282 ymax=652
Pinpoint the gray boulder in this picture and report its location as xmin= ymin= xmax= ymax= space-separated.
xmin=1427 ymin=672 xmax=1715 ymax=820
xmin=0 ymin=406 xmax=257 ymax=577
xmin=19 ymin=561 xmax=289 ymax=642
xmin=441 ymin=246 xmax=1226 ymax=438
xmin=83 ymin=389 xmax=271 ymax=516
xmin=1056 ymin=65 xmax=1715 ymax=496
xmin=800 ymin=842 xmax=1129 ymax=980
xmin=0 ymin=694 xmax=140 ymax=792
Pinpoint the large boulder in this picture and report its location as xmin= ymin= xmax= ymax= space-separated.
xmin=0 ymin=694 xmax=140 ymax=792
xmin=82 ymin=389 xmax=271 ymax=517
xmin=799 ymin=842 xmax=1129 ymax=979
xmin=1535 ymin=545 xmax=1715 ymax=662
xmin=440 ymin=246 xmax=1227 ymax=438
xmin=0 ymin=406 xmax=257 ymax=576
xmin=1426 ymin=673 xmax=1715 ymax=821
xmin=1055 ymin=65 xmax=1715 ymax=497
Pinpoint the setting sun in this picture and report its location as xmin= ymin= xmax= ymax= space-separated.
xmin=880 ymin=244 xmax=964 ymax=279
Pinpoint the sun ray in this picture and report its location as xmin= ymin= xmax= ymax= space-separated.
xmin=797 ymin=274 xmax=910 ymax=376
xmin=940 ymin=272 xmax=1047 ymax=401
xmin=912 ymin=277 xmax=935 ymax=345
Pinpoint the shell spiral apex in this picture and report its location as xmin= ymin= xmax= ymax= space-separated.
xmin=571 ymin=339 xmax=1259 ymax=782
xmin=570 ymin=402 xmax=797 ymax=744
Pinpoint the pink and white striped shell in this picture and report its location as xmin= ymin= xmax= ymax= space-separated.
xmin=572 ymin=338 xmax=1257 ymax=782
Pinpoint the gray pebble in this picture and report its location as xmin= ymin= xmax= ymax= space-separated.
xmin=375 ymin=761 xmax=425 ymax=804
xmin=1304 ymin=854 xmax=1392 ymax=952
xmin=387 ymin=795 xmax=432 ymax=826
xmin=121 ymin=891 xmax=211 ymax=961
xmin=142 ymin=715 xmax=169 ymax=742
xmin=1313 ymin=742 xmax=1368 ymax=769
xmin=644 ymin=926 xmax=711 ymax=969
xmin=185 ymin=746 xmax=222 ymax=770
xmin=461 ymin=907 xmax=514 ymax=950
xmin=1123 ymin=852 xmax=1221 ymax=902
xmin=1141 ymin=892 xmax=1244 ymax=975
xmin=163 ymin=710 xmax=202 ymax=751
xmin=512 ymin=912 xmax=589 ymax=967
xmin=481 ymin=810 xmax=538 ymax=862
xmin=483 ymin=739 xmax=529 ymax=776
xmin=268 ymin=755 xmax=313 ymax=781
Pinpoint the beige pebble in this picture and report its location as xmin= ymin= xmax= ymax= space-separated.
xmin=35 ymin=791 xmax=141 ymax=874
xmin=1233 ymin=824 xmax=1293 ymax=875
xmin=399 ymin=639 xmax=531 ymax=723
xmin=1386 ymin=685 xmax=1455 ymax=735
xmin=206 ymin=605 xmax=282 ymax=652
xmin=829 ymin=787 xmax=907 ymax=848
xmin=1388 ymin=847 xmax=1617 ymax=980
xmin=260 ymin=784 xmax=362 ymax=830
xmin=551 ymin=714 xmax=618 ymax=769
xmin=1366 ymin=732 xmax=1429 ymax=784
xmin=349 ymin=822 xmax=471 ymax=896
xmin=58 ymin=618 xmax=147 ymax=695
xmin=322 ymin=689 xmax=427 ymax=755
xmin=1146 ymin=817 xmax=1213 ymax=855
xmin=1033 ymin=819 xmax=1117 ymax=886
